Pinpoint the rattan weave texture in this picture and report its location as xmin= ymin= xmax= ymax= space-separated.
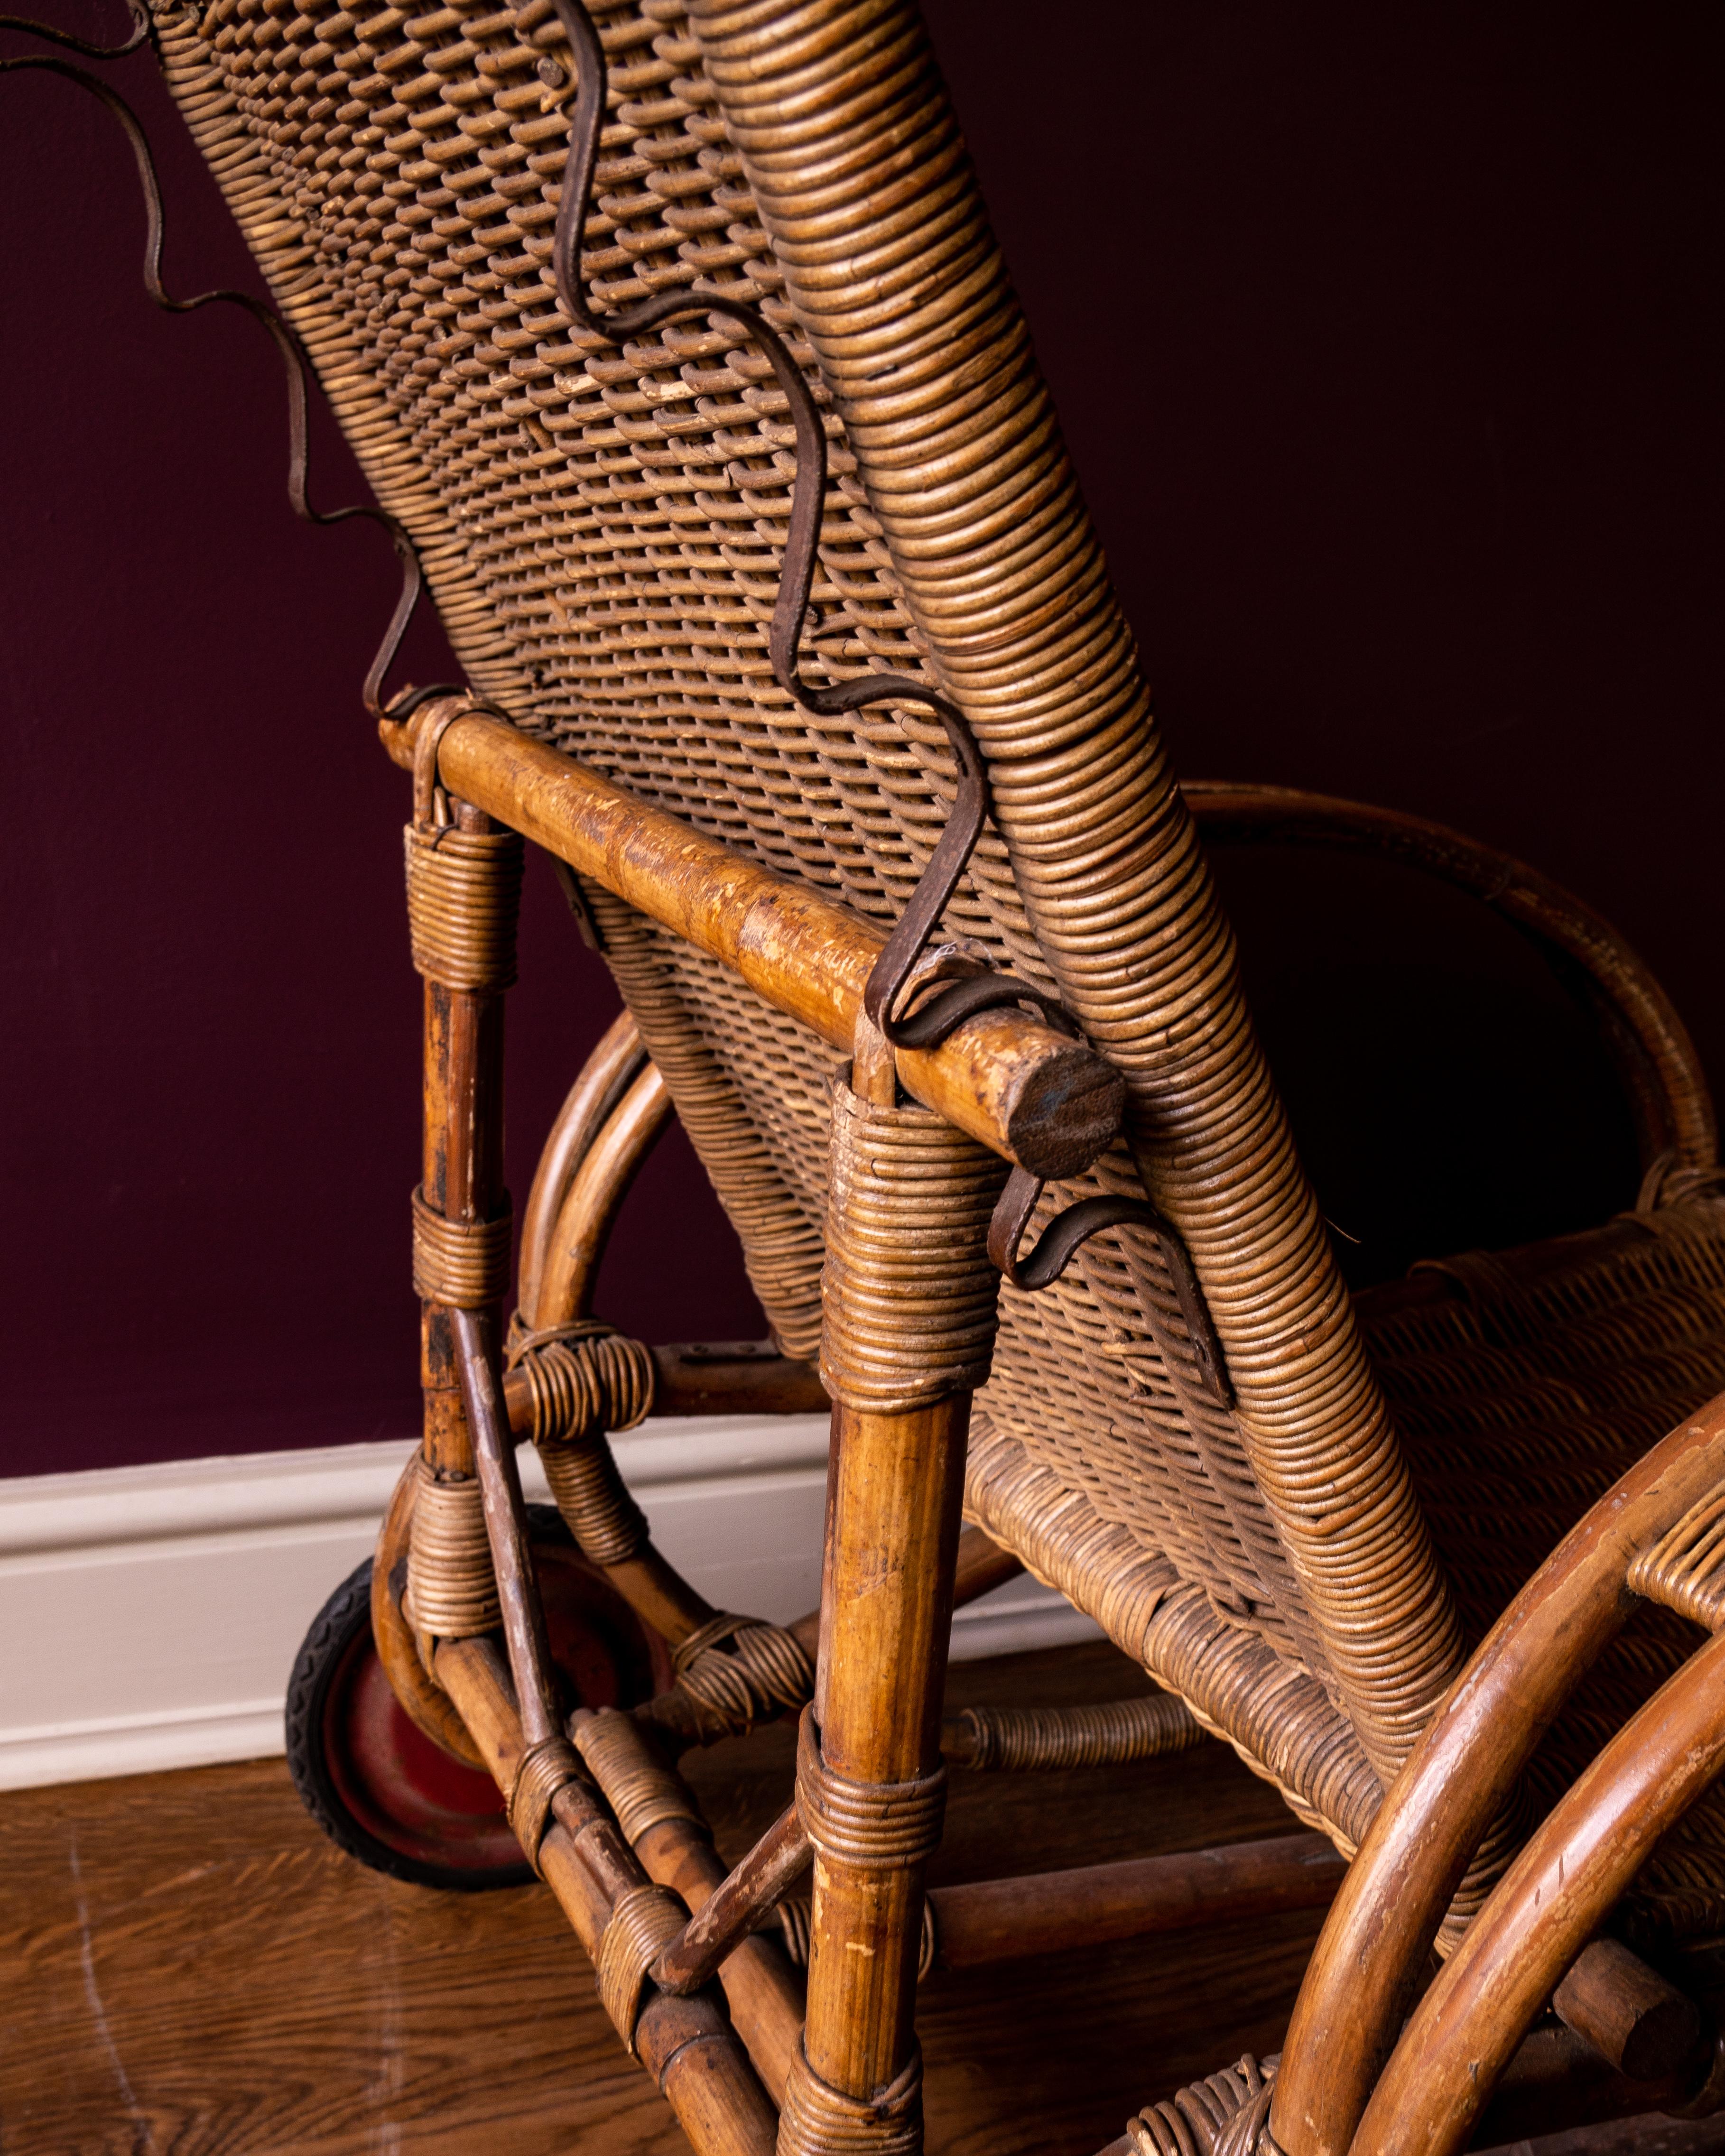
xmin=150 ymin=0 xmax=1725 ymax=1932
xmin=1370 ymin=1189 xmax=1725 ymax=1943
xmin=971 ymin=1190 xmax=1725 ymax=1939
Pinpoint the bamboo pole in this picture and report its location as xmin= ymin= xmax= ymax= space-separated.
xmin=1551 ymin=1938 xmax=1701 ymax=2085
xmin=632 ymin=1807 xmax=807 ymax=2107
xmin=417 ymin=794 xmax=509 ymax=1481
xmin=653 ymin=1802 xmax=811 ymax=1997
xmin=570 ymin=1704 xmax=808 ymax=2102
xmin=801 ymin=1397 xmax=970 ymax=2119
xmin=518 ymin=1010 xmax=647 ymax=1325
xmin=1275 ymin=1400 xmax=1725 ymax=2156
xmin=1351 ymin=1627 xmax=1725 ymax=2156
xmin=381 ymin=708 xmax=1123 ymax=1182
xmin=534 ymin=1062 xmax=674 ymax=1324
xmin=927 ymin=1834 xmax=1344 ymax=1969
xmin=436 ymin=1639 xmax=779 ymax=2156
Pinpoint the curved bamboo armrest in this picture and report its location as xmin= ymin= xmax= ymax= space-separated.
xmin=1271 ymin=1393 xmax=1725 ymax=2155
xmin=1183 ymin=780 xmax=1716 ymax=1176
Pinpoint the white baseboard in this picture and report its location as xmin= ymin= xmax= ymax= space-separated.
xmin=0 ymin=1417 xmax=1096 ymax=1790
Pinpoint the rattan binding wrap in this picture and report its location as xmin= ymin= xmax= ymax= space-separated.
xmin=779 ymin=2041 xmax=922 ymax=2156
xmin=152 ymin=0 xmax=1725 ymax=1936
xmin=508 ymin=1319 xmax=657 ymax=1445
xmin=820 ymin=1075 xmax=1009 ymax=1414
xmin=659 ymin=1609 xmax=816 ymax=1740
xmin=404 ymin=820 xmax=524 ymax=991
xmin=954 ymin=1693 xmax=1206 ymax=1774
xmin=411 ymin=1186 xmax=513 ymax=1309
xmin=405 ymin=1460 xmax=500 ymax=1638
xmin=508 ymin=1732 xmax=586 ymax=1871
xmin=1127 ymin=2054 xmax=1280 ymax=2156
xmin=508 ymin=1318 xmax=656 ymax=1563
xmin=1630 ymin=1489 xmax=1725 ymax=1632
xmin=574 ymin=1706 xmax=709 ymax=1843
xmin=795 ymin=1706 xmax=945 ymax=1872
xmin=596 ymin=1881 xmax=688 ymax=2052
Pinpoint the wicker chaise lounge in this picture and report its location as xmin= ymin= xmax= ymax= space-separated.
xmin=15 ymin=0 xmax=1725 ymax=2148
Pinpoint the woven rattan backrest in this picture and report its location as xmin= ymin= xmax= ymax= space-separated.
xmin=157 ymin=0 xmax=1460 ymax=1789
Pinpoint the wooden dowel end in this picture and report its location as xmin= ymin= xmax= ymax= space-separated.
xmin=1552 ymin=1937 xmax=1704 ymax=2085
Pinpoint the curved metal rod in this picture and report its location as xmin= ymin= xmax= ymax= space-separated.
xmin=1184 ymin=780 xmax=1717 ymax=1177
xmin=1271 ymin=1393 xmax=1725 ymax=2156
xmin=546 ymin=0 xmax=1020 ymax=1053
xmin=882 ymin=968 xmax=1079 ymax=1051
xmin=0 ymin=0 xmax=146 ymax=56
xmin=988 ymin=1166 xmax=1231 ymax=1406
xmin=0 ymin=55 xmax=457 ymax=723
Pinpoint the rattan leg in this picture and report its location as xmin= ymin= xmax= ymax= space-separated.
xmin=436 ymin=1637 xmax=780 ymax=2156
xmin=789 ymin=1395 xmax=970 ymax=2152
xmin=779 ymin=1067 xmax=1011 ymax=2153
xmin=381 ymin=758 xmax=522 ymax=1731
xmin=575 ymin=1704 xmax=808 ymax=2102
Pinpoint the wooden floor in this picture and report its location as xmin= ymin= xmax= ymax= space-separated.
xmin=3 ymin=1639 xmax=1721 ymax=2155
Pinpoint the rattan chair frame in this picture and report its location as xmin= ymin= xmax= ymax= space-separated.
xmin=17 ymin=0 xmax=1725 ymax=2145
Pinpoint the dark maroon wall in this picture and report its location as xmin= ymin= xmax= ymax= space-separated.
xmin=3 ymin=5 xmax=1719 ymax=1475
xmin=1 ymin=34 xmax=762 ymax=1477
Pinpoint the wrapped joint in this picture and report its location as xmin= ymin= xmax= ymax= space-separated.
xmin=507 ymin=1732 xmax=585 ymax=1874
xmin=949 ymin=1693 xmax=1207 ymax=1772
xmin=508 ymin=1320 xmax=655 ymax=1568
xmin=795 ymin=1706 xmax=946 ymax=1873
xmin=508 ymin=1320 xmax=657 ymax=1446
xmin=779 ymin=2040 xmax=924 ymax=2156
xmin=663 ymin=1611 xmax=815 ymax=1744
xmin=539 ymin=1442 xmax=650 ymax=1569
xmin=820 ymin=1075 xmax=1011 ymax=1415
xmin=405 ymin=1459 xmax=500 ymax=1639
xmin=403 ymin=819 xmax=523 ymax=991
xmin=1127 ymin=2052 xmax=1279 ymax=2156
xmin=502 ymin=1311 xmax=655 ymax=1569
xmin=411 ymin=1186 xmax=513 ymax=1309
xmin=596 ymin=1882 xmax=689 ymax=2054
xmin=1630 ymin=1486 xmax=1725 ymax=1630
xmin=573 ymin=1707 xmax=709 ymax=1847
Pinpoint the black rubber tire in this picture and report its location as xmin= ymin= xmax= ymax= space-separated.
xmin=286 ymin=1554 xmax=531 ymax=1891
xmin=287 ymin=1505 xmax=588 ymax=1892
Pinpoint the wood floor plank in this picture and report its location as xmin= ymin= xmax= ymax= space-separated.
xmin=0 ymin=1643 xmax=1319 ymax=2154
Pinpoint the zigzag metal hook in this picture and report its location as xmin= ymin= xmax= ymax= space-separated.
xmin=0 ymin=33 xmax=458 ymax=724
xmin=547 ymin=0 xmax=1070 ymax=1057
xmin=549 ymin=0 xmax=1230 ymax=1395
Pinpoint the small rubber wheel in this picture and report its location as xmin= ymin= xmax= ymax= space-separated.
xmin=287 ymin=1504 xmax=668 ymax=1889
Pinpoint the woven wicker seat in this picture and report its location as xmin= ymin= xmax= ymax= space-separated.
xmin=1368 ymin=1190 xmax=1725 ymax=1944
xmin=41 ymin=0 xmax=1725 ymax=2144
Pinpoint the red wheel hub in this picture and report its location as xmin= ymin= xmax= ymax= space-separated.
xmin=325 ymin=1538 xmax=672 ymax=1877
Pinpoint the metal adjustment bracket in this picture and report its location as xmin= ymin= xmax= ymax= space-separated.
xmin=987 ymin=1166 xmax=1234 ymax=1409
xmin=841 ymin=672 xmax=1233 ymax=1413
